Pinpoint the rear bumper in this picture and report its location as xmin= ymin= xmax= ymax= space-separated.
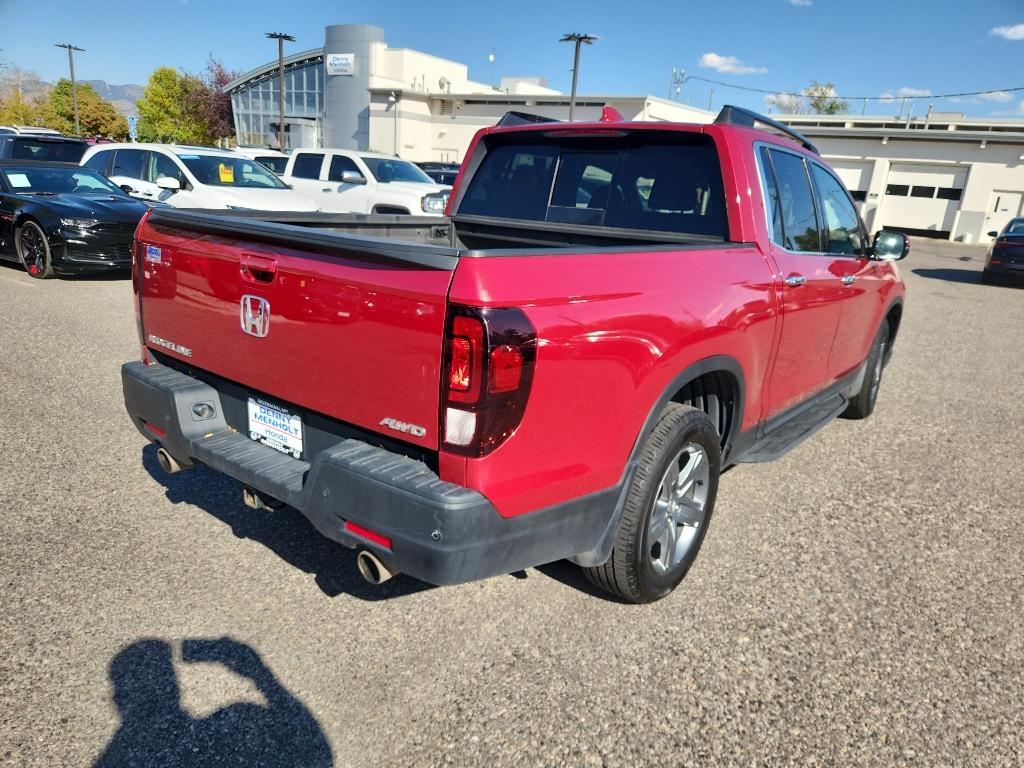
xmin=122 ymin=361 xmax=614 ymax=586
xmin=984 ymin=261 xmax=1024 ymax=280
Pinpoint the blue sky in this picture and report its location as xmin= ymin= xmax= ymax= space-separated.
xmin=2 ymin=0 xmax=1024 ymax=117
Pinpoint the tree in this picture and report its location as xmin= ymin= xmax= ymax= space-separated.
xmin=0 ymin=86 xmax=40 ymax=125
xmin=36 ymin=80 xmax=129 ymax=137
xmin=764 ymin=82 xmax=850 ymax=115
xmin=136 ymin=61 xmax=238 ymax=144
xmin=804 ymin=81 xmax=848 ymax=115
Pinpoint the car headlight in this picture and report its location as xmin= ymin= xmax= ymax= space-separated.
xmin=421 ymin=191 xmax=449 ymax=214
xmin=61 ymin=218 xmax=99 ymax=229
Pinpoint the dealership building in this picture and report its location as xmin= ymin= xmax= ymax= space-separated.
xmin=224 ymin=24 xmax=709 ymax=162
xmin=226 ymin=23 xmax=1024 ymax=245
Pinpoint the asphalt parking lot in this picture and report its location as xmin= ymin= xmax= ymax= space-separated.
xmin=1 ymin=240 xmax=1022 ymax=767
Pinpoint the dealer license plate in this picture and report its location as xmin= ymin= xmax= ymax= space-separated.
xmin=247 ymin=397 xmax=303 ymax=459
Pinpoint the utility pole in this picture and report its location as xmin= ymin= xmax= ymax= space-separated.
xmin=266 ymin=32 xmax=294 ymax=150
xmin=707 ymin=88 xmax=715 ymax=111
xmin=560 ymin=33 xmax=597 ymax=121
xmin=54 ymin=43 xmax=84 ymax=136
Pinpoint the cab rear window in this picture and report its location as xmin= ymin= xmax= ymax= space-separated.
xmin=457 ymin=132 xmax=727 ymax=239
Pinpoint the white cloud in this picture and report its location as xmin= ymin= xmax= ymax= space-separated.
xmin=880 ymin=87 xmax=933 ymax=102
xmin=698 ymin=52 xmax=767 ymax=75
xmin=786 ymin=0 xmax=813 ymax=6
xmin=979 ymin=90 xmax=1013 ymax=103
xmin=990 ymin=23 xmax=1024 ymax=40
xmin=992 ymin=99 xmax=1024 ymax=116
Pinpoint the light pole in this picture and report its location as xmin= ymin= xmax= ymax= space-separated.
xmin=388 ymin=91 xmax=399 ymax=156
xmin=54 ymin=43 xmax=84 ymax=135
xmin=266 ymin=32 xmax=294 ymax=150
xmin=559 ymin=33 xmax=597 ymax=121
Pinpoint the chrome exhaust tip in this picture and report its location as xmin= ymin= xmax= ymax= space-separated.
xmin=156 ymin=447 xmax=183 ymax=474
xmin=356 ymin=550 xmax=396 ymax=585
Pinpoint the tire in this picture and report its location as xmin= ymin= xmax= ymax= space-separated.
xmin=842 ymin=319 xmax=889 ymax=420
xmin=16 ymin=220 xmax=55 ymax=279
xmin=584 ymin=403 xmax=721 ymax=603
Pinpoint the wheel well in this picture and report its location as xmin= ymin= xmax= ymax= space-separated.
xmin=669 ymin=371 xmax=739 ymax=452
xmin=885 ymin=303 xmax=902 ymax=346
xmin=372 ymin=205 xmax=410 ymax=215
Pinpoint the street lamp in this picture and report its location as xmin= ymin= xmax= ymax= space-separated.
xmin=388 ymin=91 xmax=399 ymax=156
xmin=54 ymin=43 xmax=84 ymax=136
xmin=559 ymin=33 xmax=597 ymax=121
xmin=266 ymin=32 xmax=295 ymax=150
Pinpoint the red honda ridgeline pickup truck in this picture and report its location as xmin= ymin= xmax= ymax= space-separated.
xmin=122 ymin=106 xmax=908 ymax=603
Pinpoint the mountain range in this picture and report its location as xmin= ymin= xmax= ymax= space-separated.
xmin=0 ymin=69 xmax=143 ymax=117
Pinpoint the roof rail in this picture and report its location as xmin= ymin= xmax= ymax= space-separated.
xmin=495 ymin=111 xmax=562 ymax=128
xmin=714 ymin=104 xmax=819 ymax=155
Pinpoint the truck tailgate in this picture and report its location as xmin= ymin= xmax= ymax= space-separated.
xmin=136 ymin=210 xmax=457 ymax=451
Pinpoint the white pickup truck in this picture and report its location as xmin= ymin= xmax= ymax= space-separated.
xmin=281 ymin=148 xmax=451 ymax=215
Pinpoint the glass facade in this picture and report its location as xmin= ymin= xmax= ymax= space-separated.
xmin=231 ymin=58 xmax=325 ymax=149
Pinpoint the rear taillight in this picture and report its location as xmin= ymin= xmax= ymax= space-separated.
xmin=441 ymin=305 xmax=536 ymax=457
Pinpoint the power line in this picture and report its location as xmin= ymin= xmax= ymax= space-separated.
xmin=686 ymin=74 xmax=1024 ymax=101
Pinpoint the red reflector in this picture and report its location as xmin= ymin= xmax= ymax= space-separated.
xmin=991 ymin=259 xmax=1002 ymax=264
xmin=144 ymin=421 xmax=167 ymax=439
xmin=450 ymin=337 xmax=471 ymax=391
xmin=489 ymin=345 xmax=523 ymax=393
xmin=345 ymin=521 xmax=392 ymax=550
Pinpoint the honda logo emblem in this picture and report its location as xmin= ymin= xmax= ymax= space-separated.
xmin=240 ymin=295 xmax=270 ymax=338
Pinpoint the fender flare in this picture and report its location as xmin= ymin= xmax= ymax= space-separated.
xmin=570 ymin=354 xmax=746 ymax=567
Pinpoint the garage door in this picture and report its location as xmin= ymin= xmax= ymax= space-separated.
xmin=880 ymin=163 xmax=967 ymax=237
xmin=829 ymin=160 xmax=873 ymax=204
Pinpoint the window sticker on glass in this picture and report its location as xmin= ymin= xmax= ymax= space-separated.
xmin=7 ymin=173 xmax=31 ymax=188
xmin=177 ymin=154 xmax=201 ymax=160
xmin=218 ymin=163 xmax=235 ymax=184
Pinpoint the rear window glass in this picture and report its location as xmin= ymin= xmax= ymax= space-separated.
xmin=457 ymin=133 xmax=728 ymax=238
xmin=10 ymin=138 xmax=86 ymax=163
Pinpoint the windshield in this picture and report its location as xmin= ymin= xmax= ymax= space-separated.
xmin=1 ymin=166 xmax=126 ymax=196
xmin=10 ymin=138 xmax=87 ymax=163
xmin=359 ymin=156 xmax=434 ymax=184
xmin=255 ymin=155 xmax=289 ymax=174
xmin=176 ymin=154 xmax=288 ymax=189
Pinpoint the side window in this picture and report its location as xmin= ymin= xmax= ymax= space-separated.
xmin=112 ymin=149 xmax=146 ymax=180
xmin=759 ymin=147 xmax=786 ymax=246
xmin=83 ymin=151 xmax=112 ymax=175
xmin=327 ymin=155 xmax=361 ymax=182
xmin=145 ymin=152 xmax=185 ymax=186
xmin=767 ymin=149 xmax=821 ymax=253
xmin=291 ymin=153 xmax=325 ymax=179
xmin=810 ymin=164 xmax=865 ymax=256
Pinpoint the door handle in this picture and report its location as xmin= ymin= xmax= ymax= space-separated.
xmin=240 ymin=253 xmax=277 ymax=283
xmin=784 ymin=274 xmax=806 ymax=287
xmin=841 ymin=274 xmax=857 ymax=285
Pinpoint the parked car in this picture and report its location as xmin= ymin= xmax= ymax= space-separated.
xmin=233 ymin=146 xmax=289 ymax=175
xmin=0 ymin=160 xmax=150 ymax=278
xmin=282 ymin=148 xmax=450 ymax=214
xmin=0 ymin=125 xmax=65 ymax=136
xmin=122 ymin=105 xmax=908 ymax=603
xmin=80 ymin=143 xmax=318 ymax=211
xmin=416 ymin=161 xmax=461 ymax=186
xmin=983 ymin=218 xmax=1024 ymax=284
xmin=0 ymin=133 xmax=88 ymax=163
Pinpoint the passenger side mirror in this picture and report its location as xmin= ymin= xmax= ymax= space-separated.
xmin=156 ymin=176 xmax=181 ymax=191
xmin=987 ymin=230 xmax=999 ymax=238
xmin=872 ymin=230 xmax=910 ymax=261
xmin=340 ymin=170 xmax=367 ymax=186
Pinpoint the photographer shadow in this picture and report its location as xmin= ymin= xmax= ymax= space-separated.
xmin=94 ymin=637 xmax=332 ymax=768
xmin=141 ymin=444 xmax=433 ymax=601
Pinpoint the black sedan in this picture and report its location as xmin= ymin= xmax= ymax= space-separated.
xmin=0 ymin=160 xmax=151 ymax=278
xmin=983 ymin=218 xmax=1024 ymax=285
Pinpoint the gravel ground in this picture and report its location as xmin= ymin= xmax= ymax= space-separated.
xmin=1 ymin=240 xmax=1022 ymax=767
